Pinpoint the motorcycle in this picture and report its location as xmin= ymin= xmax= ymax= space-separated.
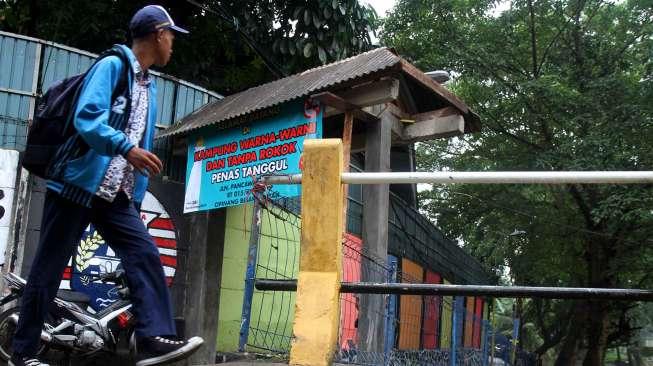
xmin=0 ymin=270 xmax=138 ymax=365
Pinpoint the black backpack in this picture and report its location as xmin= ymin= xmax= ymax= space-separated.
xmin=23 ymin=46 xmax=130 ymax=179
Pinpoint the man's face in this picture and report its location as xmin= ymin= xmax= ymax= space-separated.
xmin=154 ymin=29 xmax=175 ymax=67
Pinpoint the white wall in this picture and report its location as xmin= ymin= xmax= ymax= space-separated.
xmin=0 ymin=149 xmax=19 ymax=266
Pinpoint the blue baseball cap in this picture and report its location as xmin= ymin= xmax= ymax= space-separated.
xmin=130 ymin=5 xmax=189 ymax=38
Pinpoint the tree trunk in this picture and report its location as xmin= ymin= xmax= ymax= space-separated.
xmin=582 ymin=300 xmax=609 ymax=365
xmin=554 ymin=303 xmax=586 ymax=366
xmin=581 ymin=234 xmax=613 ymax=365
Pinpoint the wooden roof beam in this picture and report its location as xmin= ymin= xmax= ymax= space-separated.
xmin=399 ymin=60 xmax=469 ymax=114
xmin=311 ymin=92 xmax=379 ymax=124
xmin=401 ymin=107 xmax=466 ymax=143
xmin=335 ymin=78 xmax=399 ymax=108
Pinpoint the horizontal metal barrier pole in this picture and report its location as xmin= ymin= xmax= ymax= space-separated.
xmin=262 ymin=171 xmax=653 ymax=185
xmin=262 ymin=174 xmax=302 ymax=185
xmin=255 ymin=279 xmax=653 ymax=301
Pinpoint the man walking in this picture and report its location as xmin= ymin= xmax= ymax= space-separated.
xmin=11 ymin=5 xmax=203 ymax=366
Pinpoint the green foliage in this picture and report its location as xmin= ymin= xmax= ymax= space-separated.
xmin=0 ymin=0 xmax=377 ymax=93
xmin=382 ymin=0 xmax=653 ymax=360
xmin=227 ymin=0 xmax=377 ymax=68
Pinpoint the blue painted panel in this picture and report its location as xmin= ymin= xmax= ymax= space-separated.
xmin=0 ymin=114 xmax=28 ymax=150
xmin=54 ymin=48 xmax=69 ymax=83
xmin=186 ymin=88 xmax=198 ymax=117
xmin=22 ymin=41 xmax=37 ymax=91
xmin=0 ymin=91 xmax=31 ymax=150
xmin=154 ymin=76 xmax=175 ymax=126
xmin=9 ymin=39 xmax=26 ymax=90
xmin=185 ymin=87 xmax=197 ymax=118
xmin=384 ymin=254 xmax=399 ymax=356
xmin=178 ymin=87 xmax=192 ymax=119
xmin=0 ymin=36 xmax=15 ymax=89
xmin=193 ymin=89 xmax=205 ymax=112
xmin=175 ymin=84 xmax=189 ymax=122
xmin=68 ymin=52 xmax=80 ymax=76
xmin=0 ymin=92 xmax=30 ymax=119
xmin=40 ymin=46 xmax=94 ymax=90
xmin=0 ymin=36 xmax=36 ymax=92
xmin=40 ymin=47 xmax=61 ymax=90
xmin=80 ymin=57 xmax=93 ymax=74
xmin=154 ymin=76 xmax=165 ymax=124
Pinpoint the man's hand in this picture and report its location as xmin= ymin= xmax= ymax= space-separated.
xmin=126 ymin=147 xmax=163 ymax=176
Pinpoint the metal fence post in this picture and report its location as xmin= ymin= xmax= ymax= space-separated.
xmin=238 ymin=197 xmax=262 ymax=352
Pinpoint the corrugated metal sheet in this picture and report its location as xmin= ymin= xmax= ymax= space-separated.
xmin=0 ymin=36 xmax=37 ymax=91
xmin=175 ymin=84 xmax=208 ymax=122
xmin=0 ymin=115 xmax=28 ymax=150
xmin=0 ymin=34 xmax=38 ymax=121
xmin=159 ymin=47 xmax=403 ymax=137
xmin=0 ymin=94 xmax=31 ymax=119
xmin=40 ymin=46 xmax=95 ymax=91
xmin=0 ymin=31 xmax=221 ymax=135
xmin=154 ymin=75 xmax=176 ymax=126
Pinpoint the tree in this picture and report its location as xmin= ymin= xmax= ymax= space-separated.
xmin=382 ymin=0 xmax=653 ymax=364
xmin=0 ymin=0 xmax=377 ymax=94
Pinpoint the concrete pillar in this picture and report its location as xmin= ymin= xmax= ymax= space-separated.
xmin=289 ymin=139 xmax=344 ymax=366
xmin=359 ymin=110 xmax=394 ymax=353
xmin=183 ymin=208 xmax=226 ymax=365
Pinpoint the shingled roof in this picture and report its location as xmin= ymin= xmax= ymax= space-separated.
xmin=158 ymin=47 xmax=479 ymax=138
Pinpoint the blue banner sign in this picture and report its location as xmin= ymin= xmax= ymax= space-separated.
xmin=184 ymin=99 xmax=322 ymax=212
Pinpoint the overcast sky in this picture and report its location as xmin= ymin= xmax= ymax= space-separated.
xmin=362 ymin=0 xmax=396 ymax=44
xmin=363 ymin=0 xmax=397 ymax=18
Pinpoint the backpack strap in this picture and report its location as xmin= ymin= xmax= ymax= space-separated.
xmin=102 ymin=46 xmax=132 ymax=105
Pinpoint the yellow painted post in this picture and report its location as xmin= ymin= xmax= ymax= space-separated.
xmin=289 ymin=139 xmax=344 ymax=366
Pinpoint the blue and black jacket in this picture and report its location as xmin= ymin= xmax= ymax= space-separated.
xmin=47 ymin=45 xmax=158 ymax=207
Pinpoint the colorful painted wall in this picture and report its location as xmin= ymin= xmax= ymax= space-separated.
xmin=216 ymin=204 xmax=251 ymax=352
xmin=214 ymin=205 xmax=492 ymax=354
xmin=217 ymin=202 xmax=301 ymax=352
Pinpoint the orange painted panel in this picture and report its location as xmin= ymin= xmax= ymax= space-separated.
xmin=398 ymin=258 xmax=423 ymax=350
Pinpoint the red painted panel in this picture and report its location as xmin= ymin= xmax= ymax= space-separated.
xmin=340 ymin=233 xmax=362 ymax=349
xmin=473 ymin=297 xmax=483 ymax=348
xmin=421 ymin=271 xmax=441 ymax=349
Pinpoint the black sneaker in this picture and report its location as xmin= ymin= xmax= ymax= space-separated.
xmin=135 ymin=336 xmax=204 ymax=366
xmin=9 ymin=354 xmax=50 ymax=366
